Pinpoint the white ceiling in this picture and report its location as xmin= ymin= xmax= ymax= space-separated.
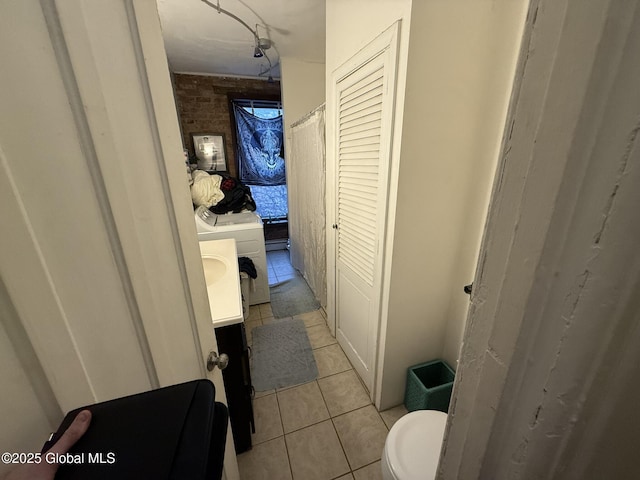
xmin=156 ymin=0 xmax=326 ymax=79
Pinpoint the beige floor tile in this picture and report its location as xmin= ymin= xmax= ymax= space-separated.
xmin=318 ymin=370 xmax=371 ymax=417
xmin=314 ymin=344 xmax=352 ymax=378
xmin=335 ymin=475 xmax=354 ymax=480
xmin=277 ymin=381 xmax=329 ymax=433
xmin=237 ymin=436 xmax=292 ymax=480
xmin=294 ymin=309 xmax=325 ymax=328
xmin=379 ymin=404 xmax=408 ymax=430
xmin=275 ymin=380 xmax=308 ymax=393
xmin=247 ymin=305 xmax=261 ymax=321
xmin=333 ymin=405 xmax=388 ymax=470
xmin=307 ymin=323 xmax=337 ymax=349
xmin=262 ymin=315 xmax=292 ymax=325
xmin=254 ymin=388 xmax=275 ymax=398
xmin=259 ymin=303 xmax=273 ymax=318
xmin=353 ymin=461 xmax=383 ymax=480
xmin=251 ymin=393 xmax=284 ymax=445
xmin=260 ymin=315 xmax=275 ymax=324
xmin=285 ymin=420 xmax=350 ymax=480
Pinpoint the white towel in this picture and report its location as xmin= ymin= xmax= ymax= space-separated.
xmin=190 ymin=171 xmax=224 ymax=207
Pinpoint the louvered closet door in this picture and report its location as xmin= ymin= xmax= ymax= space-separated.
xmin=333 ymin=30 xmax=397 ymax=394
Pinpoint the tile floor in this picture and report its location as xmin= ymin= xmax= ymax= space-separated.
xmin=266 ymin=249 xmax=297 ymax=286
xmin=237 ymin=250 xmax=408 ymax=480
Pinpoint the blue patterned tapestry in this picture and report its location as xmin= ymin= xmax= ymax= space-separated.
xmin=233 ymin=105 xmax=286 ymax=186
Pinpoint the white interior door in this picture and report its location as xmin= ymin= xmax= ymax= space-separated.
xmin=0 ymin=1 xmax=238 ymax=478
xmin=331 ymin=24 xmax=399 ymax=393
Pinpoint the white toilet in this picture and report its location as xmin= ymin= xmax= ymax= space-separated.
xmin=381 ymin=409 xmax=448 ymax=480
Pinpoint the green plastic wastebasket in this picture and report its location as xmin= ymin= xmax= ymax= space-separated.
xmin=404 ymin=359 xmax=455 ymax=413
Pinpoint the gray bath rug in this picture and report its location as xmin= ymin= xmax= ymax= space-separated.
xmin=270 ymin=273 xmax=320 ymax=318
xmin=250 ymin=318 xmax=318 ymax=391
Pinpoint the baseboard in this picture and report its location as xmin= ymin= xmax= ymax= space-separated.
xmin=265 ymin=239 xmax=288 ymax=252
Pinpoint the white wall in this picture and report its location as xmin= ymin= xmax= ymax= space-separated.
xmin=0 ymin=282 xmax=58 ymax=476
xmin=435 ymin=0 xmax=530 ymax=368
xmin=440 ymin=1 xmax=640 ymax=476
xmin=280 ymin=57 xmax=326 ymax=154
xmin=326 ymin=0 xmax=413 ymax=73
xmin=379 ymin=0 xmax=528 ymax=408
xmin=326 ymin=0 xmax=528 ymax=409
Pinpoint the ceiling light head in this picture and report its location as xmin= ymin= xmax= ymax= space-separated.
xmin=257 ymin=38 xmax=271 ymax=51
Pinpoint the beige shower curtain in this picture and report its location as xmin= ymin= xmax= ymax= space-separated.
xmin=288 ymin=104 xmax=327 ymax=307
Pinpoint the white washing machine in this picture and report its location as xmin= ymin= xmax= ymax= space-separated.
xmin=195 ymin=206 xmax=270 ymax=306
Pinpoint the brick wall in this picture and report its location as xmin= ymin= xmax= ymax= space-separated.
xmin=173 ymin=73 xmax=281 ymax=178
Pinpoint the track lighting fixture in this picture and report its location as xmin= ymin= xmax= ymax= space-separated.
xmin=201 ymin=0 xmax=277 ymax=79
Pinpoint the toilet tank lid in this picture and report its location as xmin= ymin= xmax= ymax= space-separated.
xmin=386 ymin=410 xmax=448 ymax=480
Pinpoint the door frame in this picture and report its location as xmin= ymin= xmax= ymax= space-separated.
xmin=127 ymin=6 xmax=240 ymax=477
xmin=326 ymin=21 xmax=401 ymax=397
xmin=0 ymin=1 xmax=238 ymax=478
xmin=439 ymin=0 xmax=640 ymax=477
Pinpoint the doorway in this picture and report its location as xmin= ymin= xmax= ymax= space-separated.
xmin=327 ymin=23 xmax=399 ymax=395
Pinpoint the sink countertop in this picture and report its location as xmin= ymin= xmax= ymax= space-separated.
xmin=199 ymin=238 xmax=243 ymax=328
